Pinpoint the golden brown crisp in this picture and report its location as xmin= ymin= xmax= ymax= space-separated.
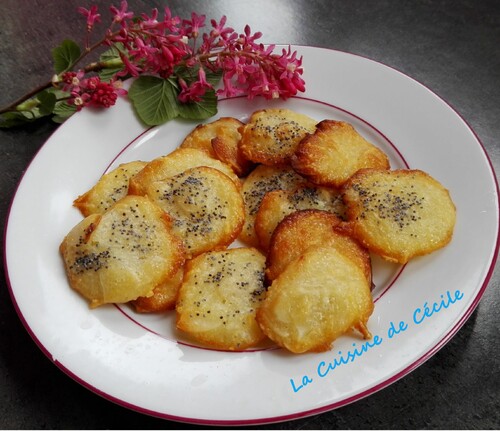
xmin=129 ymin=148 xmax=240 ymax=196
xmin=257 ymin=245 xmax=374 ymax=353
xmin=342 ymin=168 xmax=456 ymax=264
xmin=176 ymin=247 xmax=267 ymax=351
xmin=239 ymin=108 xmax=317 ymax=166
xmin=291 ymin=120 xmax=390 ymax=187
xmin=131 ymin=265 xmax=184 ymax=313
xmin=145 ymin=166 xmax=245 ymax=258
xmin=73 ymin=161 xmax=147 ymax=217
xmin=180 ymin=117 xmax=253 ymax=177
xmin=212 ymin=134 xmax=255 ymax=178
xmin=60 ymin=195 xmax=185 ymax=308
xmin=239 ymin=164 xmax=309 ymax=247
xmin=254 ymin=185 xmax=346 ymax=251
xmin=265 ymin=209 xmax=371 ymax=284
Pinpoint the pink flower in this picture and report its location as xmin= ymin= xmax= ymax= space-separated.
xmin=178 ymin=67 xmax=213 ymax=103
xmin=162 ymin=7 xmax=181 ymax=32
xmin=218 ymin=74 xmax=242 ymax=98
xmin=275 ymin=48 xmax=306 ymax=96
xmin=60 ymin=5 xmax=306 ymax=119
xmin=78 ymin=5 xmax=101 ymax=30
xmin=85 ymin=76 xmax=101 ymax=90
xmin=112 ymin=80 xmax=128 ymax=96
xmin=110 ymin=1 xmax=133 ymax=24
xmin=118 ymin=52 xmax=142 ymax=77
xmin=210 ymin=15 xmax=234 ymax=40
xmin=140 ymin=8 xmax=160 ymax=29
xmin=61 ymin=70 xmax=85 ymax=92
xmin=66 ymin=75 xmax=126 ymax=111
xmin=183 ymin=12 xmax=206 ymax=38
xmin=88 ymin=81 xmax=119 ymax=108
xmin=237 ymin=25 xmax=263 ymax=49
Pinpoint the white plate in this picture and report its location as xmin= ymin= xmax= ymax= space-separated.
xmin=5 ymin=46 xmax=499 ymax=425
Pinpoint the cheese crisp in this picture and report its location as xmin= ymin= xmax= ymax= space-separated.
xmin=145 ymin=166 xmax=245 ymax=258
xmin=257 ymin=245 xmax=373 ymax=354
xmin=129 ymin=147 xmax=240 ymax=196
xmin=180 ymin=117 xmax=253 ymax=177
xmin=292 ymin=120 xmax=390 ymax=187
xmin=254 ymin=186 xmax=346 ymax=251
xmin=73 ymin=161 xmax=147 ymax=217
xmin=265 ymin=209 xmax=371 ymax=284
xmin=239 ymin=108 xmax=317 ymax=166
xmin=60 ymin=195 xmax=185 ymax=308
xmin=176 ymin=248 xmax=267 ymax=350
xmin=240 ymin=164 xmax=308 ymax=247
xmin=342 ymin=169 xmax=456 ymax=263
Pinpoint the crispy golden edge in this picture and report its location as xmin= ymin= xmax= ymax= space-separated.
xmin=73 ymin=161 xmax=148 ymax=217
xmin=180 ymin=117 xmax=254 ymax=176
xmin=212 ymin=135 xmax=255 ymax=177
xmin=265 ymin=209 xmax=371 ymax=284
xmin=60 ymin=195 xmax=186 ymax=308
xmin=254 ymin=190 xmax=294 ymax=251
xmin=341 ymin=168 xmax=456 ymax=263
xmin=254 ymin=185 xmax=347 ymax=251
xmin=131 ymin=265 xmax=185 ymax=313
xmin=239 ymin=108 xmax=317 ymax=166
xmin=239 ymin=164 xmax=309 ymax=247
xmin=175 ymin=247 xmax=267 ymax=350
xmin=291 ymin=120 xmax=390 ymax=187
xmin=257 ymin=245 xmax=374 ymax=353
xmin=129 ymin=148 xmax=241 ymax=196
xmin=180 ymin=125 xmax=218 ymax=158
xmin=145 ymin=166 xmax=245 ymax=258
xmin=265 ymin=209 xmax=342 ymax=280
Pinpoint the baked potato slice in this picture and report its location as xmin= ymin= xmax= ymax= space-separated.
xmin=255 ymin=185 xmax=346 ymax=251
xmin=73 ymin=161 xmax=147 ymax=217
xmin=239 ymin=108 xmax=317 ymax=166
xmin=292 ymin=120 xmax=390 ymax=187
xmin=180 ymin=117 xmax=253 ymax=177
xmin=60 ymin=195 xmax=185 ymax=308
xmin=240 ymin=164 xmax=308 ymax=247
xmin=176 ymin=247 xmax=267 ymax=351
xmin=257 ymin=245 xmax=374 ymax=354
xmin=129 ymin=148 xmax=240 ymax=196
xmin=342 ymin=168 xmax=456 ymax=263
xmin=130 ymin=265 xmax=184 ymax=313
xmin=145 ymin=166 xmax=245 ymax=258
xmin=265 ymin=209 xmax=371 ymax=283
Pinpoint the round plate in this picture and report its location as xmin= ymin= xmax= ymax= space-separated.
xmin=4 ymin=46 xmax=499 ymax=425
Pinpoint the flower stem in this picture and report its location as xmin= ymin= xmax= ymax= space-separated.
xmin=0 ymin=81 xmax=53 ymax=114
xmin=0 ymin=36 xmax=122 ymax=115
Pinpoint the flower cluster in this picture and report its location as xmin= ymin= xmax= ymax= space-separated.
xmin=0 ymin=1 xmax=306 ymax=128
xmin=93 ymin=1 xmax=306 ymax=102
xmin=60 ymin=72 xmax=126 ymax=110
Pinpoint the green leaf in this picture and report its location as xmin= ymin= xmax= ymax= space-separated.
xmin=0 ymin=87 xmax=75 ymax=127
xmin=99 ymin=44 xmax=125 ymax=82
xmin=0 ymin=111 xmax=34 ymax=128
xmin=99 ymin=66 xmax=125 ymax=82
xmin=99 ymin=43 xmax=124 ymax=62
xmin=52 ymin=101 xmax=77 ymax=123
xmin=52 ymin=39 xmax=81 ymax=74
xmin=37 ymin=90 xmax=57 ymax=116
xmin=204 ymin=69 xmax=223 ymax=88
xmin=128 ymin=76 xmax=181 ymax=126
xmin=174 ymin=64 xmax=223 ymax=87
xmin=177 ymin=90 xmax=218 ymax=121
